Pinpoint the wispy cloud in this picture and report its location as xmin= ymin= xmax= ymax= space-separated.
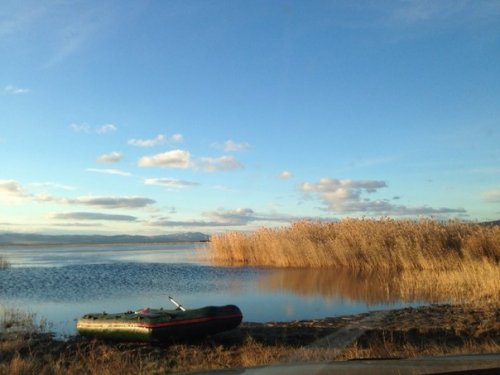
xmin=30 ymin=182 xmax=76 ymax=191
xmin=86 ymin=168 xmax=130 ymax=177
xmin=3 ymin=84 xmax=30 ymax=94
xmin=138 ymin=149 xmax=192 ymax=168
xmin=69 ymin=123 xmax=91 ymax=133
xmin=300 ymin=177 xmax=466 ymax=216
xmin=69 ymin=123 xmax=118 ymax=134
xmin=50 ymin=212 xmax=137 ymax=221
xmin=96 ymin=151 xmax=122 ymax=163
xmin=171 ymin=133 xmax=183 ymax=143
xmin=213 ymin=140 xmax=250 ymax=152
xmin=96 ymin=124 xmax=117 ymax=134
xmin=198 ymin=155 xmax=243 ymax=172
xmin=128 ymin=133 xmax=183 ymax=147
xmin=144 ymin=178 xmax=199 ymax=189
xmin=41 ymin=2 xmax=122 ymax=68
xmin=128 ymin=134 xmax=166 ymax=147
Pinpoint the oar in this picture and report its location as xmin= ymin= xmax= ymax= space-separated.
xmin=169 ymin=296 xmax=186 ymax=311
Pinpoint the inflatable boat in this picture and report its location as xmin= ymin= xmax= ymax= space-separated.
xmin=77 ymin=298 xmax=242 ymax=342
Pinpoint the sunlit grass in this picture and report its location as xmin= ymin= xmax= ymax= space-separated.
xmin=210 ymin=219 xmax=500 ymax=270
xmin=210 ymin=219 xmax=500 ymax=305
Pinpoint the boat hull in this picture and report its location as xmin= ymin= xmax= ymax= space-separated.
xmin=77 ymin=305 xmax=243 ymax=342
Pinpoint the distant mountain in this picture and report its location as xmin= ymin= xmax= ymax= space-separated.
xmin=0 ymin=232 xmax=209 ymax=245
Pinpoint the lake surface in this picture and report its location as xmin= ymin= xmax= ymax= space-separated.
xmin=0 ymin=243 xmax=424 ymax=337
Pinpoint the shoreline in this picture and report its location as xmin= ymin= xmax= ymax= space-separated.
xmin=2 ymin=303 xmax=498 ymax=373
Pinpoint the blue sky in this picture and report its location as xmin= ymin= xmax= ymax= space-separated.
xmin=1 ymin=0 xmax=499 ymax=235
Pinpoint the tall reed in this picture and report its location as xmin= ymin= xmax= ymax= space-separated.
xmin=210 ymin=219 xmax=500 ymax=271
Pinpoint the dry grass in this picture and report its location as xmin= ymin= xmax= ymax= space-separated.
xmin=210 ymin=219 xmax=500 ymax=271
xmin=1 ymin=304 xmax=499 ymax=374
xmin=339 ymin=337 xmax=500 ymax=360
xmin=1 ymin=334 xmax=498 ymax=374
xmin=210 ymin=219 xmax=500 ymax=305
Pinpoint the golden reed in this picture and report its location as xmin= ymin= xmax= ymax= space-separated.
xmin=210 ymin=218 xmax=500 ymax=271
xmin=210 ymin=219 xmax=500 ymax=305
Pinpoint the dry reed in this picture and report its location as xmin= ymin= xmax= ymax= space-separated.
xmin=210 ymin=219 xmax=500 ymax=271
xmin=211 ymin=219 xmax=500 ymax=305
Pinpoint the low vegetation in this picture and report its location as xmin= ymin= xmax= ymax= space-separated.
xmin=1 ymin=304 xmax=499 ymax=374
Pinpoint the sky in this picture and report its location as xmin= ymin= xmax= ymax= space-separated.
xmin=1 ymin=0 xmax=500 ymax=235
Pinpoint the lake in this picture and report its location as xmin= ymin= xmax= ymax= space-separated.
xmin=0 ymin=243 xmax=424 ymax=337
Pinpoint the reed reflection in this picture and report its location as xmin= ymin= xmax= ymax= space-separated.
xmin=257 ymin=267 xmax=497 ymax=305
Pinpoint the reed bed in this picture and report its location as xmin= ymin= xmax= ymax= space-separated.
xmin=210 ymin=218 xmax=500 ymax=271
xmin=211 ymin=219 xmax=500 ymax=305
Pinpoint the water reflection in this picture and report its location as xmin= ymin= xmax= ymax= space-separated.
xmin=0 ymin=254 xmax=10 ymax=269
xmin=258 ymin=268 xmax=439 ymax=304
xmin=0 ymin=244 xmax=433 ymax=336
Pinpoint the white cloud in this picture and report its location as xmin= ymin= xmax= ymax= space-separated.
xmin=482 ymin=190 xmax=500 ymax=203
xmin=198 ymin=155 xmax=243 ymax=172
xmin=3 ymin=85 xmax=30 ymax=94
xmin=86 ymin=168 xmax=131 ymax=177
xmin=300 ymin=177 xmax=465 ymax=216
xmin=96 ymin=124 xmax=117 ymax=134
xmin=96 ymin=151 xmax=122 ymax=163
xmin=50 ymin=212 xmax=137 ymax=221
xmin=278 ymin=171 xmax=293 ymax=179
xmin=144 ymin=178 xmax=199 ymax=189
xmin=128 ymin=134 xmax=166 ymax=147
xmin=0 ymin=179 xmax=30 ymax=201
xmin=138 ymin=149 xmax=192 ymax=168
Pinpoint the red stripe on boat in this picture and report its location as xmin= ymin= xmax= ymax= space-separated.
xmin=137 ymin=313 xmax=242 ymax=329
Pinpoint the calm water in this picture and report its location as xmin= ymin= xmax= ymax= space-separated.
xmin=0 ymin=243 xmax=423 ymax=337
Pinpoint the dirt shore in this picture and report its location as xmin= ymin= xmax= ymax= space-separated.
xmin=1 ymin=304 xmax=499 ymax=374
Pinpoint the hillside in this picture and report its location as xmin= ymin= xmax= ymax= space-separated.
xmin=0 ymin=232 xmax=209 ymax=245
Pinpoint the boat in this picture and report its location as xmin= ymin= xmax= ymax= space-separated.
xmin=76 ymin=298 xmax=243 ymax=342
